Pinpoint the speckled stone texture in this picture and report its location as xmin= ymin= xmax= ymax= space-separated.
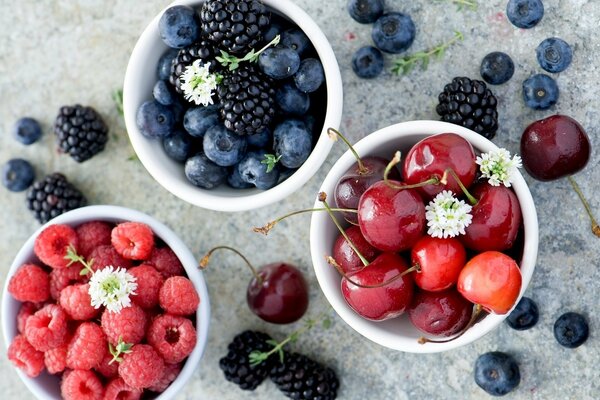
xmin=0 ymin=0 xmax=598 ymax=399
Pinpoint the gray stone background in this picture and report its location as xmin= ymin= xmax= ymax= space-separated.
xmin=0 ymin=0 xmax=598 ymax=399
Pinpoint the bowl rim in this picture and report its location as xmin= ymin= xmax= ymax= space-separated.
xmin=123 ymin=0 xmax=343 ymax=212
xmin=1 ymin=205 xmax=211 ymax=400
xmin=309 ymin=120 xmax=539 ymax=353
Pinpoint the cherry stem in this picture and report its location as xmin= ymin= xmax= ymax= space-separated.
xmin=567 ymin=176 xmax=600 ymax=238
xmin=383 ymin=151 xmax=440 ymax=190
xmin=418 ymin=304 xmax=484 ymax=344
xmin=253 ymin=207 xmax=358 ymax=235
xmin=327 ymin=127 xmax=367 ymax=174
xmin=442 ymin=168 xmax=478 ymax=205
xmin=199 ymin=246 xmax=262 ymax=284
xmin=326 ymin=256 xmax=420 ymax=288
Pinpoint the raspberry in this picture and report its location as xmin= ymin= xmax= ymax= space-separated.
xmin=111 ymin=222 xmax=155 ymax=261
xmin=17 ymin=302 xmax=40 ymax=333
xmin=59 ymin=283 xmax=100 ymax=320
xmin=147 ymin=246 xmax=184 ymax=278
xmin=7 ymin=334 xmax=45 ymax=377
xmin=159 ymin=276 xmax=199 ymax=316
xmin=44 ymin=342 xmax=68 ymax=374
xmin=119 ymin=344 xmax=165 ymax=389
xmin=61 ymin=369 xmax=104 ymax=400
xmin=76 ymin=221 xmax=113 ymax=258
xmin=8 ymin=263 xmax=50 ymax=302
xmin=147 ymin=314 xmax=196 ymax=364
xmin=34 ymin=224 xmax=79 ymax=269
xmin=50 ymin=265 xmax=85 ymax=300
xmin=129 ymin=264 xmax=164 ymax=309
xmin=95 ymin=348 xmax=119 ymax=379
xmin=101 ymin=304 xmax=147 ymax=346
xmin=67 ymin=322 xmax=106 ymax=370
xmin=88 ymin=245 xmax=132 ymax=271
xmin=25 ymin=304 xmax=69 ymax=351
xmin=103 ymin=377 xmax=142 ymax=400
xmin=148 ymin=362 xmax=182 ymax=393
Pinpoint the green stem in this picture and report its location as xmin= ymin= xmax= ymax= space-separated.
xmin=568 ymin=176 xmax=600 ymax=237
xmin=199 ymin=246 xmax=262 ymax=284
xmin=327 ymin=128 xmax=367 ymax=174
xmin=392 ymin=31 xmax=464 ymax=75
xmin=253 ymin=207 xmax=358 ymax=235
xmin=443 ymin=168 xmax=478 ymax=205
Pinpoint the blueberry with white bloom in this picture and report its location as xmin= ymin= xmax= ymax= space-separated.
xmin=13 ymin=117 xmax=42 ymax=145
xmin=136 ymin=100 xmax=175 ymax=138
xmin=185 ymin=152 xmax=228 ymax=189
xmin=227 ymin=166 xmax=253 ymax=189
xmin=203 ymin=124 xmax=248 ymax=167
xmin=183 ymin=105 xmax=220 ymax=138
xmin=157 ymin=48 xmax=179 ymax=80
xmin=247 ymin=128 xmax=271 ymax=148
xmin=258 ymin=46 xmax=301 ymax=80
xmin=294 ymin=58 xmax=324 ymax=93
xmin=281 ymin=28 xmax=311 ymax=57
xmin=237 ymin=150 xmax=280 ymax=190
xmin=159 ymin=5 xmax=200 ymax=49
xmin=153 ymin=80 xmax=177 ymax=106
xmin=276 ymin=83 xmax=310 ymax=115
xmin=163 ymin=130 xmax=194 ymax=162
xmin=273 ymin=119 xmax=312 ymax=169
xmin=2 ymin=158 xmax=35 ymax=192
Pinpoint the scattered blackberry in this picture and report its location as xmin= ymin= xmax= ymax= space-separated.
xmin=217 ymin=63 xmax=276 ymax=135
xmin=436 ymin=77 xmax=499 ymax=140
xmin=219 ymin=330 xmax=275 ymax=391
xmin=26 ymin=173 xmax=87 ymax=224
xmin=270 ymin=352 xmax=339 ymax=400
xmin=200 ymin=0 xmax=270 ymax=55
xmin=169 ymin=40 xmax=217 ymax=94
xmin=53 ymin=105 xmax=108 ymax=162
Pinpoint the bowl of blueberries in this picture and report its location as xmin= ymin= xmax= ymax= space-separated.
xmin=124 ymin=0 xmax=343 ymax=212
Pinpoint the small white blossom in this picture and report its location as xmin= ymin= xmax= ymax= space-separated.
xmin=425 ymin=190 xmax=473 ymax=238
xmin=88 ymin=266 xmax=137 ymax=313
xmin=476 ymin=148 xmax=522 ymax=187
xmin=181 ymin=60 xmax=220 ymax=106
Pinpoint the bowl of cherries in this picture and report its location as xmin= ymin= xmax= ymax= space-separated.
xmin=309 ymin=120 xmax=538 ymax=353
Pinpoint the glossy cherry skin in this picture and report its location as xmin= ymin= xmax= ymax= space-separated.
xmin=335 ymin=156 xmax=400 ymax=224
xmin=247 ymin=263 xmax=309 ymax=324
xmin=408 ymin=288 xmax=473 ymax=337
xmin=457 ymin=251 xmax=522 ymax=315
xmin=411 ymin=236 xmax=467 ymax=292
xmin=333 ymin=225 xmax=381 ymax=274
xmin=358 ymin=180 xmax=426 ymax=252
xmin=461 ymin=184 xmax=522 ymax=252
xmin=341 ymin=253 xmax=414 ymax=321
xmin=403 ymin=133 xmax=477 ymax=200
xmin=521 ymin=115 xmax=590 ymax=181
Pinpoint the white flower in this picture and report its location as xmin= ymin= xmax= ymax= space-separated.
xmin=476 ymin=148 xmax=522 ymax=187
xmin=88 ymin=266 xmax=137 ymax=313
xmin=425 ymin=190 xmax=473 ymax=238
xmin=180 ymin=60 xmax=220 ymax=106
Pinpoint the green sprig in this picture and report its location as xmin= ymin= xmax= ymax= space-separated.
xmin=112 ymin=89 xmax=124 ymax=117
xmin=216 ymin=35 xmax=281 ymax=71
xmin=435 ymin=0 xmax=478 ymax=11
xmin=108 ymin=337 xmax=133 ymax=364
xmin=261 ymin=154 xmax=282 ymax=173
xmin=391 ymin=31 xmax=464 ymax=76
xmin=64 ymin=244 xmax=95 ymax=276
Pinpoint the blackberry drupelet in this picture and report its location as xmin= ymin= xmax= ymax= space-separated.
xmin=54 ymin=105 xmax=108 ymax=162
xmin=26 ymin=173 xmax=87 ymax=224
xmin=219 ymin=330 xmax=275 ymax=390
xmin=169 ymin=40 xmax=217 ymax=94
xmin=270 ymin=352 xmax=339 ymax=400
xmin=217 ymin=63 xmax=276 ymax=135
xmin=200 ymin=0 xmax=270 ymax=55
xmin=436 ymin=77 xmax=499 ymax=140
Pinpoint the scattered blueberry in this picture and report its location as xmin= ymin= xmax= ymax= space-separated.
xmin=237 ymin=150 xmax=280 ymax=190
xmin=294 ymin=58 xmax=325 ymax=93
xmin=2 ymin=159 xmax=35 ymax=192
xmin=227 ymin=166 xmax=253 ymax=189
xmin=258 ymin=46 xmax=301 ymax=80
xmin=276 ymin=83 xmax=310 ymax=115
xmin=553 ymin=312 xmax=589 ymax=348
xmin=153 ymin=80 xmax=177 ymax=106
xmin=157 ymin=48 xmax=179 ymax=80
xmin=185 ymin=152 xmax=228 ymax=189
xmin=474 ymin=352 xmax=520 ymax=396
xmin=247 ymin=128 xmax=271 ymax=148
xmin=183 ymin=105 xmax=220 ymax=138
xmin=273 ymin=120 xmax=312 ymax=168
xmin=13 ymin=117 xmax=42 ymax=145
xmin=348 ymin=0 xmax=384 ymax=24
xmin=536 ymin=37 xmax=573 ymax=73
xmin=352 ymin=46 xmax=384 ymax=79
xmin=480 ymin=52 xmax=515 ymax=85
xmin=372 ymin=13 xmax=416 ymax=54
xmin=506 ymin=0 xmax=544 ymax=29
xmin=203 ymin=124 xmax=248 ymax=167
xmin=159 ymin=5 xmax=200 ymax=49
xmin=136 ymin=100 xmax=176 ymax=138
xmin=163 ymin=130 xmax=194 ymax=162
xmin=506 ymin=296 xmax=539 ymax=331
xmin=281 ymin=28 xmax=311 ymax=57
xmin=522 ymin=74 xmax=559 ymax=110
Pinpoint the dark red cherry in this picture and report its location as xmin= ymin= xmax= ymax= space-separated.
xmin=333 ymin=225 xmax=381 ymax=274
xmin=411 ymin=236 xmax=466 ymax=292
xmin=408 ymin=289 xmax=473 ymax=337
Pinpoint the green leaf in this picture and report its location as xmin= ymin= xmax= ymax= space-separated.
xmin=261 ymin=154 xmax=281 ymax=173
xmin=322 ymin=317 xmax=332 ymax=329
xmin=112 ymin=89 xmax=124 ymax=117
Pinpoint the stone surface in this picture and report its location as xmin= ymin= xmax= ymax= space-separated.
xmin=0 ymin=0 xmax=598 ymax=399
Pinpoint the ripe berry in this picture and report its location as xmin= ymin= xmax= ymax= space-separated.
xmin=480 ymin=52 xmax=515 ymax=85
xmin=34 ymin=224 xmax=79 ymax=269
xmin=348 ymin=0 xmax=384 ymax=24
xmin=536 ymin=37 xmax=573 ymax=73
xmin=281 ymin=28 xmax=311 ymax=57
xmin=66 ymin=322 xmax=107 ymax=370
xmin=44 ymin=342 xmax=68 ymax=374
xmin=111 ymin=221 xmax=155 ymax=260
xmin=159 ymin=5 xmax=200 ymax=49
xmin=25 ymin=304 xmax=69 ymax=351
xmin=352 ymin=46 xmax=384 ymax=79
xmin=506 ymin=296 xmax=539 ymax=331
xmin=159 ymin=276 xmax=200 ymax=316
xmin=506 ymin=0 xmax=544 ymax=29
xmin=474 ymin=352 xmax=520 ymax=396
xmin=157 ymin=48 xmax=178 ymax=80
xmin=258 ymin=45 xmax=301 ymax=80
xmin=411 ymin=236 xmax=466 ymax=292
xmin=333 ymin=225 xmax=380 ymax=274
xmin=13 ymin=117 xmax=42 ymax=145
xmin=372 ymin=12 xmax=416 ymax=54
xmin=8 ymin=263 xmax=50 ymax=303
xmin=148 ymin=362 xmax=182 ymax=393
xmin=553 ymin=312 xmax=589 ymax=348
xmin=59 ymin=283 xmax=99 ymax=320
xmin=101 ymin=304 xmax=148 ymax=346
xmin=27 ymin=173 xmax=87 ymax=224
xmin=275 ymin=82 xmax=310 ymax=116
xmin=103 ymin=377 xmax=142 ymax=400
xmin=88 ymin=244 xmax=133 ymax=271
xmin=148 ymin=246 xmax=184 ymax=278
xmin=408 ymin=289 xmax=472 ymax=337
xmin=75 ymin=221 xmax=113 ymax=258
xmin=95 ymin=348 xmax=119 ymax=379
xmin=183 ymin=105 xmax=220 ymax=138
xmin=203 ymin=124 xmax=248 ymax=167
xmin=17 ymin=302 xmax=39 ymax=334
xmin=522 ymin=74 xmax=559 ymax=110
xmin=148 ymin=314 xmax=197 ymax=363
xmin=185 ymin=152 xmax=228 ymax=189
xmin=136 ymin=100 xmax=175 ymax=139
xmin=54 ymin=104 xmax=109 ymax=163
xmin=119 ymin=344 xmax=165 ymax=389
xmin=163 ymin=129 xmax=194 ymax=162
xmin=60 ymin=369 xmax=104 ymax=400
xmin=294 ymin=58 xmax=325 ymax=93
xmin=273 ymin=119 xmax=312 ymax=169
xmin=2 ymin=158 xmax=35 ymax=192
xmin=129 ymin=264 xmax=164 ymax=309
xmin=50 ymin=265 xmax=84 ymax=300
xmin=7 ymin=334 xmax=45 ymax=378
xmin=237 ymin=150 xmax=280 ymax=190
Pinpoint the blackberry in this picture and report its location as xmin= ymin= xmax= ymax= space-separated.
xmin=217 ymin=64 xmax=276 ymax=135
xmin=169 ymin=40 xmax=217 ymax=94
xmin=200 ymin=0 xmax=270 ymax=55
xmin=436 ymin=77 xmax=499 ymax=140
xmin=54 ymin=105 xmax=108 ymax=162
xmin=219 ymin=330 xmax=275 ymax=390
xmin=270 ymin=352 xmax=339 ymax=400
xmin=26 ymin=173 xmax=87 ymax=224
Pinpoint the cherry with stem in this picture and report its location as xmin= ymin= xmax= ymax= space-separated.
xmin=253 ymin=207 xmax=358 ymax=236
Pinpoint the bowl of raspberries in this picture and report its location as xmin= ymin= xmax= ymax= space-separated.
xmin=2 ymin=205 xmax=210 ymax=399
xmin=124 ymin=0 xmax=343 ymax=212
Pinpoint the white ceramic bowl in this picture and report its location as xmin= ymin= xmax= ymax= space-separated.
xmin=1 ymin=205 xmax=211 ymax=399
xmin=310 ymin=121 xmax=539 ymax=353
xmin=123 ymin=0 xmax=343 ymax=212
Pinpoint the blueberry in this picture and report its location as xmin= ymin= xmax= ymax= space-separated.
xmin=506 ymin=296 xmax=539 ymax=330
xmin=474 ymin=352 xmax=520 ymax=396
xmin=554 ymin=312 xmax=589 ymax=348
xmin=281 ymin=28 xmax=311 ymax=57
xmin=536 ymin=37 xmax=573 ymax=73
xmin=304 ymin=115 xmax=317 ymax=134
xmin=506 ymin=0 xmax=544 ymax=29
xmin=13 ymin=117 xmax=42 ymax=145
xmin=183 ymin=105 xmax=220 ymax=138
xmin=247 ymin=128 xmax=271 ymax=148
xmin=263 ymin=20 xmax=286 ymax=43
xmin=352 ymin=46 xmax=384 ymax=79
xmin=169 ymin=98 xmax=186 ymax=123
xmin=278 ymin=166 xmax=296 ymax=184
xmin=294 ymin=58 xmax=325 ymax=93
xmin=522 ymin=74 xmax=559 ymax=110
xmin=159 ymin=5 xmax=200 ymax=49
xmin=273 ymin=120 xmax=312 ymax=169
xmin=153 ymin=80 xmax=177 ymax=106
xmin=2 ymin=159 xmax=35 ymax=192
xmin=203 ymin=124 xmax=248 ymax=167
xmin=227 ymin=166 xmax=253 ymax=189
xmin=372 ymin=13 xmax=416 ymax=54
xmin=480 ymin=52 xmax=515 ymax=85
xmin=136 ymin=100 xmax=175 ymax=138
xmin=258 ymin=46 xmax=301 ymax=80
xmin=163 ymin=130 xmax=194 ymax=162
xmin=275 ymin=83 xmax=310 ymax=115
xmin=157 ymin=48 xmax=179 ymax=80
xmin=184 ymin=152 xmax=228 ymax=189
xmin=237 ymin=150 xmax=280 ymax=190
xmin=348 ymin=0 xmax=384 ymax=24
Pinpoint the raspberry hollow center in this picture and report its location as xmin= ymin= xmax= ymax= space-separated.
xmin=165 ymin=327 xmax=180 ymax=344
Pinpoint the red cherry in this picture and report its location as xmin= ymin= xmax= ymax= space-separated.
xmin=408 ymin=289 xmax=473 ymax=337
xmin=333 ymin=225 xmax=381 ymax=274
xmin=457 ymin=251 xmax=522 ymax=315
xmin=411 ymin=236 xmax=466 ymax=292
